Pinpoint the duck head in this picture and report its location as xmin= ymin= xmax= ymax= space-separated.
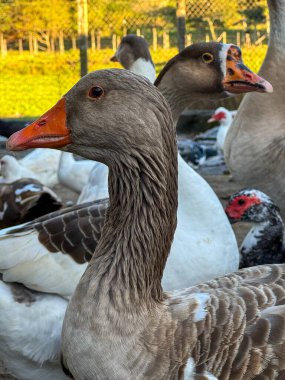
xmin=208 ymin=107 xmax=233 ymax=126
xmin=225 ymin=188 xmax=279 ymax=224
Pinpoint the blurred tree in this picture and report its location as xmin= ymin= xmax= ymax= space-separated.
xmin=1 ymin=0 xmax=74 ymax=50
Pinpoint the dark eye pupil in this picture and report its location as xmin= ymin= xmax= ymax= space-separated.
xmin=89 ymin=87 xmax=103 ymax=98
xmin=238 ymin=199 xmax=245 ymax=205
xmin=203 ymin=54 xmax=212 ymax=61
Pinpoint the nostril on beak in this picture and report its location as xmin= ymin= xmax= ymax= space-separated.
xmin=244 ymin=72 xmax=254 ymax=81
xmin=34 ymin=119 xmax=47 ymax=130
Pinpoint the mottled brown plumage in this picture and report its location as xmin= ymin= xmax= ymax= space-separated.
xmin=8 ymin=70 xmax=285 ymax=379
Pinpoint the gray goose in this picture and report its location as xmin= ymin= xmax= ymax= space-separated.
xmin=0 ymin=42 xmax=271 ymax=296
xmin=110 ymin=34 xmax=156 ymax=82
xmin=7 ymin=69 xmax=285 ymax=380
xmin=224 ymin=0 xmax=285 ymax=212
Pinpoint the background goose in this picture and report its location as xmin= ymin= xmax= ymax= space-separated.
xmin=110 ymin=34 xmax=156 ymax=82
xmin=225 ymin=188 xmax=285 ymax=267
xmin=1 ymin=42 xmax=271 ymax=295
xmin=57 ymin=152 xmax=95 ymax=194
xmin=0 ymin=151 xmax=60 ymax=187
xmin=224 ymin=0 xmax=285 ymax=211
xmin=0 ymin=178 xmax=62 ymax=228
xmin=0 ymin=155 xmax=40 ymax=183
xmin=9 ymin=69 xmax=285 ymax=380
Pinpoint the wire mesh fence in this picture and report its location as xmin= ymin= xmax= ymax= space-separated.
xmin=0 ymin=0 xmax=269 ymax=117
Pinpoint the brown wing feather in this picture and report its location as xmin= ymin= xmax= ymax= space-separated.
xmin=4 ymin=199 xmax=108 ymax=263
xmin=168 ymin=264 xmax=285 ymax=379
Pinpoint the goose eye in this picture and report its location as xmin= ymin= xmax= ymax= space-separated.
xmin=202 ymin=52 xmax=214 ymax=64
xmin=88 ymin=86 xmax=104 ymax=99
xmin=238 ymin=199 xmax=245 ymax=206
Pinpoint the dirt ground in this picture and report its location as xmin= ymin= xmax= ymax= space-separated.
xmin=0 ymin=171 xmax=251 ymax=379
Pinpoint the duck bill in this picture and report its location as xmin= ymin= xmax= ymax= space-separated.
xmin=207 ymin=116 xmax=216 ymax=123
xmin=223 ymin=46 xmax=273 ymax=94
xmin=6 ymin=98 xmax=71 ymax=151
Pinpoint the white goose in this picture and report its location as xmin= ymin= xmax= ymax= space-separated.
xmin=0 ymin=149 xmax=60 ymax=187
xmin=8 ymin=69 xmax=285 ymax=380
xmin=57 ymin=152 xmax=95 ymax=194
xmin=0 ymin=42 xmax=271 ymax=379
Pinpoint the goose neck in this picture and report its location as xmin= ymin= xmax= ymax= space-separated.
xmin=158 ymin=84 xmax=192 ymax=125
xmin=265 ymin=0 xmax=285 ymax=58
xmin=86 ymin=120 xmax=178 ymax=309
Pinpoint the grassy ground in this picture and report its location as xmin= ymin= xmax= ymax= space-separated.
xmin=0 ymin=45 xmax=267 ymax=118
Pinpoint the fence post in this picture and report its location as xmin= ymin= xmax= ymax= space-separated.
xmin=152 ymin=27 xmax=157 ymax=51
xmin=59 ymin=30 xmax=65 ymax=53
xmin=236 ymin=32 xmax=241 ymax=46
xmin=77 ymin=0 xmax=88 ymax=77
xmin=19 ymin=38 xmax=23 ymax=53
xmin=51 ymin=36 xmax=55 ymax=52
xmin=245 ymin=32 xmax=251 ymax=47
xmin=163 ymin=31 xmax=170 ymax=49
xmin=136 ymin=29 xmax=141 ymax=36
xmin=91 ymin=29 xmax=96 ymax=50
xmin=176 ymin=0 xmax=186 ymax=52
xmin=0 ymin=33 xmax=7 ymax=58
xmin=71 ymin=36 xmax=76 ymax=49
xmin=112 ymin=34 xmax=117 ymax=51
xmin=28 ymin=32 xmax=33 ymax=54
xmin=97 ymin=31 xmax=101 ymax=50
xmin=33 ymin=35 xmax=38 ymax=54
xmin=186 ymin=33 xmax=192 ymax=46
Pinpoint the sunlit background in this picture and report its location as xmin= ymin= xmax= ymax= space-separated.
xmin=0 ymin=0 xmax=268 ymax=118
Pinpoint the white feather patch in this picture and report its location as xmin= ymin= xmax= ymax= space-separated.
xmin=129 ymin=58 xmax=156 ymax=83
xmin=192 ymin=292 xmax=210 ymax=322
xmin=218 ymin=43 xmax=232 ymax=78
xmin=184 ymin=357 xmax=195 ymax=379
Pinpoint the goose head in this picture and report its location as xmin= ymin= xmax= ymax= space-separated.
xmin=111 ymin=34 xmax=156 ymax=83
xmin=154 ymin=42 xmax=272 ymax=122
xmin=6 ymin=70 xmax=172 ymax=164
xmin=208 ymin=107 xmax=233 ymax=126
xmin=225 ymin=188 xmax=279 ymax=224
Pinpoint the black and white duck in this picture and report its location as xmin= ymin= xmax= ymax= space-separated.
xmin=226 ymin=188 xmax=285 ymax=268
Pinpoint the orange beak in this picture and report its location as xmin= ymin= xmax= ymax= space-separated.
xmin=223 ymin=45 xmax=273 ymax=94
xmin=6 ymin=98 xmax=71 ymax=151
